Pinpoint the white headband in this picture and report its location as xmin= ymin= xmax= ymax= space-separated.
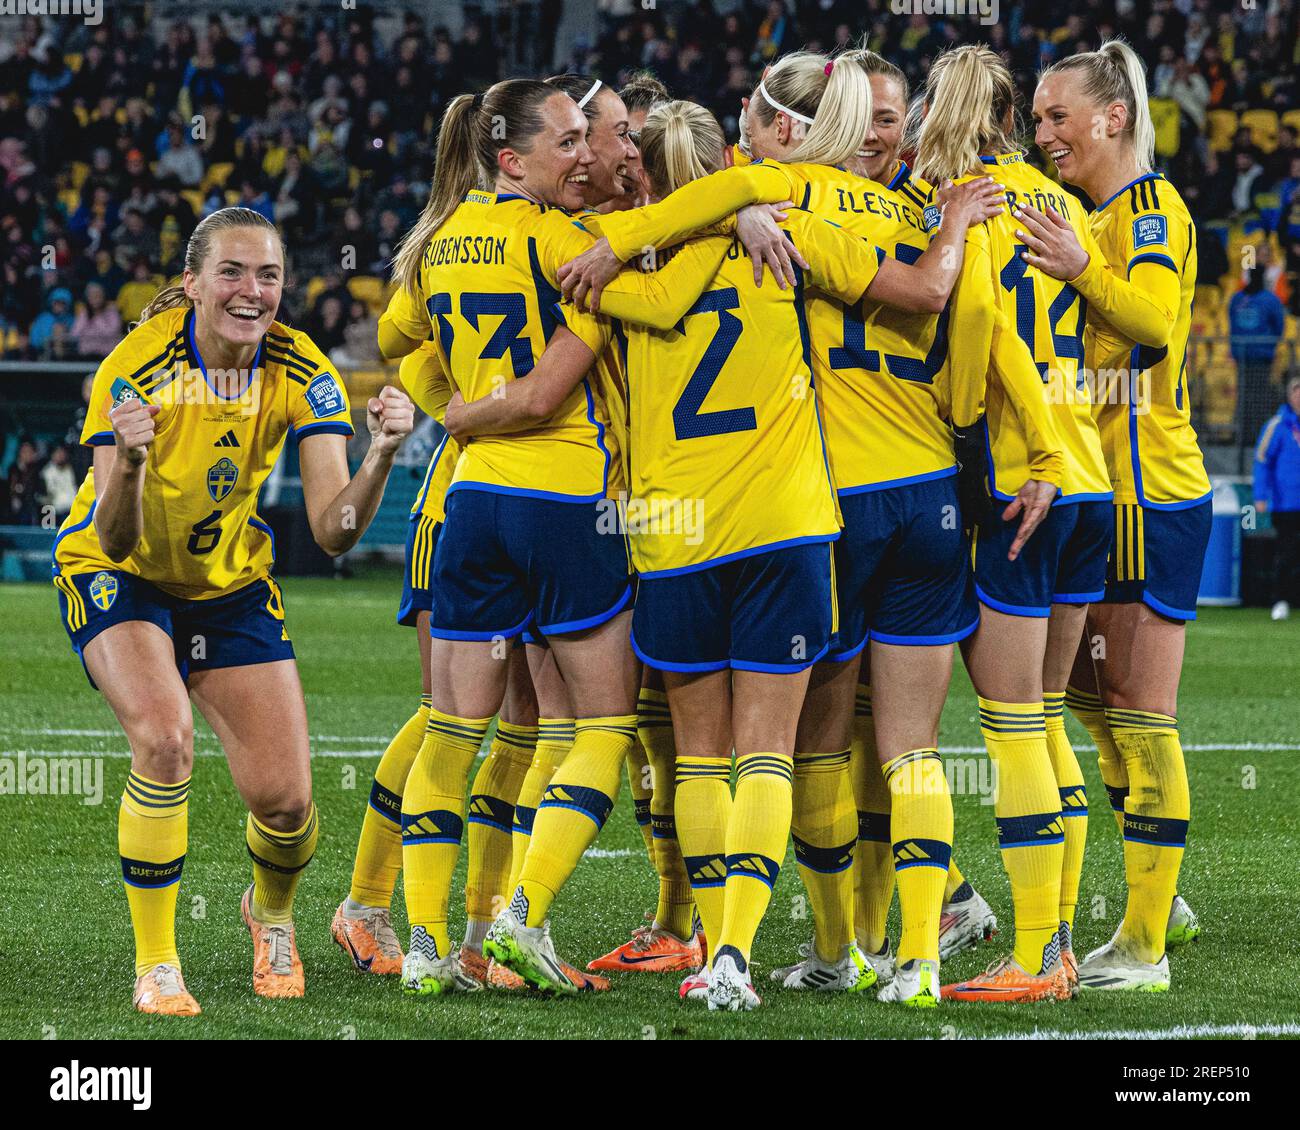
xmin=758 ymin=80 xmax=815 ymax=126
xmin=577 ymin=78 xmax=603 ymax=109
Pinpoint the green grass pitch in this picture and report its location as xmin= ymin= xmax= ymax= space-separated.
xmin=1 ymin=569 xmax=1296 ymax=1040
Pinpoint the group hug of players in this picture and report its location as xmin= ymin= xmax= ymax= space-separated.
xmin=52 ymin=37 xmax=1210 ymax=1017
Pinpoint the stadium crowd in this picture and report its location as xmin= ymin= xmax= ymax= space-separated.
xmin=0 ymin=0 xmax=1297 ymax=508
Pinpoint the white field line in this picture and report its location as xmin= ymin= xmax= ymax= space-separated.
xmin=983 ymin=1021 xmax=1300 ymax=1041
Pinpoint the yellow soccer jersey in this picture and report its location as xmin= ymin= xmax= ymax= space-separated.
xmin=595 ymin=158 xmax=956 ymax=491
xmin=563 ymin=209 xmax=882 ymax=576
xmin=54 ymin=306 xmax=354 ymax=600
xmin=382 ymin=191 xmax=712 ymax=503
xmin=938 ymin=152 xmax=1110 ymax=503
xmin=1083 ymin=173 xmax=1210 ymax=508
xmin=397 ymin=343 xmax=459 ymax=525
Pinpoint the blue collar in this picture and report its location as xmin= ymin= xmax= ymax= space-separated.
xmin=185 ymin=308 xmax=263 ymax=399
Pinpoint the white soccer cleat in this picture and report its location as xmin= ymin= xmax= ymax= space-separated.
xmin=1077 ymin=939 xmax=1170 ymax=992
xmin=858 ymin=937 xmax=897 ymax=985
xmin=1166 ymin=894 xmax=1200 ymax=951
xmin=1271 ymin=600 xmax=1290 ymax=621
xmin=877 ymin=958 xmax=941 ymax=1007
xmin=772 ymin=943 xmax=876 ymax=992
xmin=938 ymin=886 xmax=998 ymax=960
xmin=400 ymin=950 xmax=457 ymax=996
xmin=483 ymin=911 xmax=578 ymax=995
xmin=679 ymin=966 xmax=710 ymax=1003
xmin=707 ymin=952 xmax=761 ymax=1011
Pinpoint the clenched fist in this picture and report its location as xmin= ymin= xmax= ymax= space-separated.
xmin=366 ymin=384 xmax=414 ymax=455
xmin=109 ymin=396 xmax=161 ymax=466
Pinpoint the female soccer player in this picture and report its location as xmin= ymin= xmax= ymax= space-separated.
xmin=447 ymin=93 xmax=1001 ymax=1008
xmin=819 ymin=45 xmax=1001 ymax=987
xmin=908 ymin=44 xmax=1113 ymax=1005
xmin=1016 ymin=40 xmax=1210 ymax=992
xmin=52 ymin=206 xmax=414 ymax=1015
xmin=557 ymin=48 xmax=1005 ymax=1007
xmin=378 ymin=79 xmax=742 ymax=997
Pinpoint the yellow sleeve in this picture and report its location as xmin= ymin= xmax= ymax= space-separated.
xmin=1069 ymin=236 xmax=1180 ymax=348
xmin=378 ymin=279 xmax=429 ymax=357
xmin=989 ymin=311 xmax=1064 ymax=487
xmin=597 ymin=164 xmax=796 ymax=261
xmin=793 ymin=213 xmax=885 ymax=305
xmin=945 ymin=228 xmax=995 ymax=430
xmin=595 ymin=236 xmax=734 ymax=331
xmin=398 ymin=343 xmax=452 ymax=423
xmin=287 ymin=338 xmax=354 ymax=440
xmin=560 ymin=305 xmax=615 ymax=358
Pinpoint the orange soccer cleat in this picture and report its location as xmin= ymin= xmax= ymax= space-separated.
xmin=587 ymin=921 xmax=705 ymax=974
xmin=331 ymin=902 xmax=404 ymax=975
xmin=941 ymin=955 xmax=1070 ymax=1003
xmin=485 ymin=953 xmax=610 ymax=992
xmin=242 ymin=886 xmax=305 ymax=999
xmin=457 ymin=943 xmax=489 ymax=988
xmin=132 ymin=963 xmax=201 ymax=1017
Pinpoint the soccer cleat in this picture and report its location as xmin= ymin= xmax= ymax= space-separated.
xmin=401 ymin=950 xmax=458 ymax=996
xmin=330 ymin=902 xmax=404 ymax=975
xmin=1061 ymin=946 xmax=1079 ymax=998
xmin=483 ymin=912 xmax=578 ymax=995
xmin=456 ymin=943 xmax=489 ymax=989
xmin=486 ymin=957 xmax=526 ymax=991
xmin=706 ymin=950 xmax=761 ymax=1012
xmin=858 ymin=937 xmax=897 ymax=986
xmin=1166 ymin=894 xmax=1200 ymax=951
xmin=1077 ymin=940 xmax=1171 ymax=993
xmin=132 ymin=963 xmax=201 ymax=1017
xmin=241 ymin=886 xmax=304 ymax=998
xmin=587 ymin=920 xmax=704 ymax=973
xmin=770 ymin=942 xmax=877 ymax=992
xmin=877 ymin=959 xmax=940 ymax=1008
xmin=938 ymin=886 xmax=998 ymax=960
xmin=941 ymin=955 xmax=1069 ymax=1003
xmin=679 ymin=967 xmax=710 ymax=1003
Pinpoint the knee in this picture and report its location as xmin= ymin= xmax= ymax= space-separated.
xmin=129 ymin=719 xmax=194 ymax=782
xmin=249 ymin=785 xmax=314 ymax=832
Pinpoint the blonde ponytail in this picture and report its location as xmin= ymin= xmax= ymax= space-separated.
xmin=137 ymin=207 xmax=283 ymax=325
xmin=915 ymin=45 xmax=1017 ymax=185
xmin=751 ymin=50 xmax=873 ymax=168
xmin=1043 ymin=38 xmax=1154 ymax=173
xmin=392 ymin=94 xmax=481 ymax=297
xmin=640 ymin=100 xmax=725 ymax=196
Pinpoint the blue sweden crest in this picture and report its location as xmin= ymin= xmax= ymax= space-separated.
xmin=89 ymin=571 xmax=118 ymax=611
xmin=207 ymin=456 xmax=239 ymax=502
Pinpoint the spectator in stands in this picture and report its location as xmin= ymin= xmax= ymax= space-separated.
xmin=81 ymin=248 xmax=125 ymax=304
xmin=149 ymin=176 xmax=197 ymax=243
xmin=69 ymin=281 xmax=123 ymax=359
xmin=235 ymin=177 xmax=275 ymax=222
xmin=65 ymin=373 xmax=95 ymax=483
xmin=115 ymin=257 xmax=162 ymax=325
xmin=4 ymin=439 xmax=41 ymax=525
xmin=29 ymin=288 xmax=74 ymax=354
xmin=1231 ymin=145 xmax=1267 ymax=216
xmin=305 ymin=294 xmax=348 ymax=357
xmin=111 ymin=205 xmax=161 ymax=266
xmin=1253 ymin=377 xmax=1300 ymax=621
xmin=1159 ymin=55 xmax=1210 ymax=137
xmin=1231 ymin=267 xmax=1288 ymax=450
xmin=273 ymin=149 xmax=323 ymax=244
xmin=155 ymin=114 xmax=204 ymax=186
xmin=39 ymin=443 xmax=77 ymax=526
xmin=1196 ymin=225 xmax=1230 ymax=288
xmin=328 ymin=302 xmax=382 ymax=372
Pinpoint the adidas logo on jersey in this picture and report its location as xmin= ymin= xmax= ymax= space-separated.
xmin=213 ymin=430 xmax=240 ymax=447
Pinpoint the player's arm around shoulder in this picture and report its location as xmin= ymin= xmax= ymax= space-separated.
xmin=291 ymin=330 xmax=414 ymax=556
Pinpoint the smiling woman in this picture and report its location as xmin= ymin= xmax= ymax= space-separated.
xmin=49 ymin=205 xmax=415 ymax=1019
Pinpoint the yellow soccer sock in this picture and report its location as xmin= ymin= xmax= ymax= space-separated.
xmin=883 ymin=750 xmax=953 ymax=967
xmin=1067 ymin=685 xmax=1126 ymax=835
xmin=246 ymin=804 xmax=319 ymax=926
xmin=626 ymin=737 xmax=655 ymax=858
xmin=401 ymin=710 xmax=492 ymax=959
xmin=944 ymin=860 xmax=966 ymax=902
xmin=1045 ymin=691 xmax=1087 ymax=938
xmin=851 ymin=687 xmax=893 ymax=953
xmin=675 ymin=755 xmax=733 ymax=952
xmin=793 ymin=750 xmax=857 ymax=961
xmin=639 ymin=689 xmax=694 ymax=940
xmin=348 ymin=696 xmax=430 ymax=908
xmin=120 ymin=771 xmax=189 ymax=977
xmin=515 ymin=716 xmax=638 ymax=927
xmin=465 ymin=720 xmax=536 ymax=936
xmin=715 ymin=753 xmax=794 ymax=968
xmin=507 ymin=718 xmax=574 ymax=896
xmin=1106 ymin=708 xmax=1190 ymax=964
xmin=979 ymin=697 xmax=1064 ymax=974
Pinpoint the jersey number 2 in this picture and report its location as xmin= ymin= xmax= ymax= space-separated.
xmin=672 ymin=288 xmax=756 ymax=441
